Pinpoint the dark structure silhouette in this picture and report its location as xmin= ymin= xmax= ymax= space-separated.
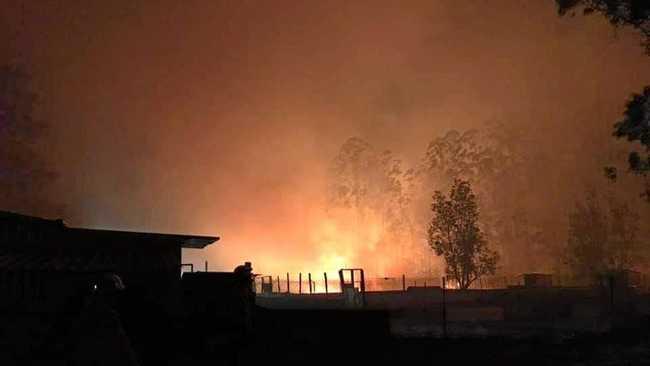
xmin=0 ymin=210 xmax=217 ymax=311
xmin=0 ymin=210 xmax=219 ymax=365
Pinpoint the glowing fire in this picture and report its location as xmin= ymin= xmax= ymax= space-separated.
xmin=309 ymin=214 xmax=384 ymax=275
xmin=203 ymin=201 xmax=442 ymax=282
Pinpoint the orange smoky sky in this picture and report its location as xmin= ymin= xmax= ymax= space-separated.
xmin=1 ymin=1 xmax=649 ymax=276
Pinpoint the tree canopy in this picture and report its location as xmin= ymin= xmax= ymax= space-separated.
xmin=555 ymin=0 xmax=650 ymax=200
xmin=427 ymin=179 xmax=498 ymax=289
xmin=556 ymin=0 xmax=650 ymax=52
xmin=614 ymin=86 xmax=650 ymax=177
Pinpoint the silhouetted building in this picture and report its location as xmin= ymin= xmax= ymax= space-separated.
xmin=0 ymin=211 xmax=218 ymax=312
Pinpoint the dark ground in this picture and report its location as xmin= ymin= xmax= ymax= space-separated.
xmin=5 ymin=307 xmax=650 ymax=365
xmin=5 ymin=289 xmax=650 ymax=365
xmin=177 ymin=307 xmax=650 ymax=366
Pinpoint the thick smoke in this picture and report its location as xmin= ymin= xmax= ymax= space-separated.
xmin=1 ymin=1 xmax=649 ymax=277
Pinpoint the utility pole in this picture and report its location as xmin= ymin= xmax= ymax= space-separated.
xmin=442 ymin=276 xmax=447 ymax=338
xmin=609 ymin=274 xmax=615 ymax=314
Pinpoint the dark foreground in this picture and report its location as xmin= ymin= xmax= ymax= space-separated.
xmin=236 ymin=329 xmax=650 ymax=366
xmin=4 ymin=302 xmax=650 ymax=365
xmin=218 ymin=308 xmax=650 ymax=366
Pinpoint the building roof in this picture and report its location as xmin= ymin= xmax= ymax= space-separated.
xmin=0 ymin=246 xmax=180 ymax=271
xmin=0 ymin=210 xmax=219 ymax=249
xmin=63 ymin=227 xmax=218 ymax=249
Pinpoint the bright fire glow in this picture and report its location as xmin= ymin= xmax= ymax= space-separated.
xmin=197 ymin=195 xmax=442 ymax=280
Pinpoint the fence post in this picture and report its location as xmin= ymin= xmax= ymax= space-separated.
xmin=324 ymin=272 xmax=328 ymax=294
xmin=442 ymin=276 xmax=447 ymax=338
xmin=205 ymin=260 xmax=208 ymax=272
xmin=308 ymin=273 xmax=313 ymax=294
xmin=402 ymin=274 xmax=406 ymax=291
xmin=277 ymin=276 xmax=281 ymax=293
xmin=299 ymin=273 xmax=302 ymax=294
xmin=286 ymin=272 xmax=290 ymax=294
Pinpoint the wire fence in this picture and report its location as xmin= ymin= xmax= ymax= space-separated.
xmin=253 ymin=272 xmax=650 ymax=295
xmin=254 ymin=274 xmax=503 ymax=295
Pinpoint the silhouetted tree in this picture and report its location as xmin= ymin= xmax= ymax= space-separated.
xmin=614 ymin=86 xmax=650 ymax=171
xmin=555 ymin=0 xmax=650 ymax=200
xmin=556 ymin=0 xmax=649 ymax=51
xmin=427 ymin=179 xmax=498 ymax=289
xmin=418 ymin=127 xmax=561 ymax=274
xmin=0 ymin=64 xmax=58 ymax=215
xmin=565 ymin=191 xmax=640 ymax=280
xmin=602 ymin=82 xmax=650 ymax=202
